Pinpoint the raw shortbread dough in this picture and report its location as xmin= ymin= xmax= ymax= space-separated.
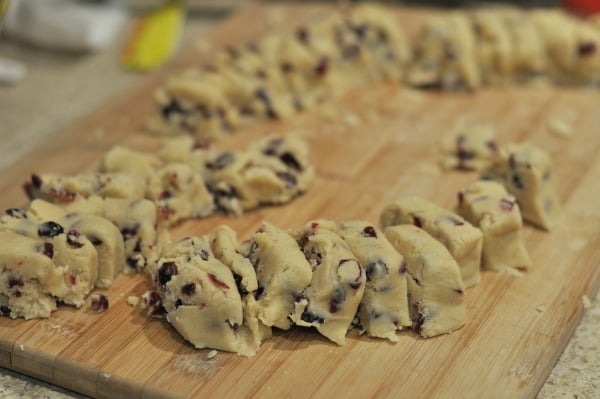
xmin=23 ymin=172 xmax=146 ymax=203
xmin=439 ymin=122 xmax=498 ymax=171
xmin=481 ymin=143 xmax=560 ymax=230
xmin=149 ymin=4 xmax=410 ymax=140
xmin=100 ymin=146 xmax=162 ymax=184
xmin=153 ymin=236 xmax=269 ymax=357
xmin=239 ymin=221 xmax=312 ymax=330
xmin=471 ymin=9 xmax=514 ymax=85
xmin=0 ymin=230 xmax=69 ymax=319
xmin=335 ymin=220 xmax=411 ymax=341
xmin=27 ymin=199 xmax=125 ymax=289
xmin=380 ymin=196 xmax=483 ymax=288
xmin=0 ymin=211 xmax=98 ymax=309
xmin=146 ymin=162 xmax=215 ymax=225
xmin=457 ymin=180 xmax=531 ymax=273
xmin=209 ymin=225 xmax=258 ymax=295
xmin=384 ymin=225 xmax=466 ymax=338
xmin=408 ymin=13 xmax=481 ymax=90
xmin=291 ymin=221 xmax=365 ymax=345
xmin=55 ymin=196 xmax=169 ymax=275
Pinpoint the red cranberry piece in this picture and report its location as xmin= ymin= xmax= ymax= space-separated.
xmin=512 ymin=173 xmax=524 ymax=190
xmin=157 ymin=261 xmax=178 ymax=286
xmin=279 ymin=152 xmax=302 ymax=171
xmin=329 ymin=287 xmax=345 ymax=313
xmin=413 ymin=216 xmax=423 ymax=228
xmin=486 ymin=140 xmax=498 ymax=152
xmin=296 ymin=26 xmax=309 ymax=44
xmin=314 ymin=57 xmax=329 ymax=76
xmin=281 ymin=62 xmax=293 ymax=73
xmin=300 ymin=309 xmax=325 ymax=324
xmin=198 ymin=248 xmax=209 ymax=261
xmin=411 ymin=301 xmax=429 ymax=334
xmin=310 ymin=222 xmax=319 ymax=229
xmin=7 ymin=276 xmax=24 ymax=288
xmin=89 ymin=236 xmax=103 ymax=246
xmin=66 ymin=229 xmax=85 ymax=249
xmin=31 ymin=174 xmax=43 ymax=189
xmin=499 ymin=198 xmax=515 ymax=212
xmin=69 ymin=274 xmax=77 ymax=285
xmin=38 ymin=221 xmax=64 ymax=238
xmin=578 ymin=41 xmax=596 ymax=57
xmin=276 ymin=171 xmax=297 ymax=188
xmin=91 ymin=294 xmax=109 ymax=313
xmin=120 ymin=224 xmax=140 ymax=239
xmin=161 ymin=99 xmax=188 ymax=120
xmin=208 ymin=273 xmax=229 ymax=290
xmin=399 ymin=260 xmax=407 ymax=275
xmin=49 ymin=188 xmax=76 ymax=202
xmin=5 ymin=208 xmax=27 ymax=219
xmin=40 ymin=242 xmax=54 ymax=258
xmin=457 ymin=191 xmax=465 ymax=205
xmin=263 ymin=138 xmax=283 ymax=156
xmin=181 ymin=283 xmax=196 ymax=296
xmin=361 ymin=226 xmax=377 ymax=238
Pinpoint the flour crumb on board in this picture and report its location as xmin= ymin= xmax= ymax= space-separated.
xmin=19 ymin=344 xmax=24 ymax=351
xmin=582 ymin=295 xmax=591 ymax=309
xmin=127 ymin=296 xmax=140 ymax=307
xmin=206 ymin=350 xmax=218 ymax=360
xmin=172 ymin=354 xmax=220 ymax=376
xmin=342 ymin=113 xmax=360 ymax=127
xmin=547 ymin=108 xmax=576 ymax=139
xmin=101 ymin=373 xmax=111 ymax=381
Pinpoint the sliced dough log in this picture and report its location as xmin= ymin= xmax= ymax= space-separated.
xmin=239 ymin=221 xmax=312 ymax=330
xmin=380 ymin=195 xmax=483 ymax=288
xmin=291 ymin=221 xmax=366 ymax=345
xmin=384 ymin=225 xmax=466 ymax=338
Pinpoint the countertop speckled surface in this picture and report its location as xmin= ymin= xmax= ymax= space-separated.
xmin=0 ymin=3 xmax=598 ymax=399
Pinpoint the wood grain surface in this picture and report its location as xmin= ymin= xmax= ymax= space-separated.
xmin=0 ymin=3 xmax=599 ymax=399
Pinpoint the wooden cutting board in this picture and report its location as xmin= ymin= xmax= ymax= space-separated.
xmin=1 ymin=3 xmax=599 ymax=399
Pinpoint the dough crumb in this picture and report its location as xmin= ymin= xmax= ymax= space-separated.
xmin=206 ymin=350 xmax=218 ymax=360
xmin=127 ymin=296 xmax=140 ymax=307
xmin=582 ymin=295 xmax=592 ymax=309
xmin=536 ymin=305 xmax=546 ymax=313
xmin=547 ymin=117 xmax=574 ymax=138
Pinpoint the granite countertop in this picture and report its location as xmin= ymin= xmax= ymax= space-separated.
xmin=0 ymin=2 xmax=598 ymax=398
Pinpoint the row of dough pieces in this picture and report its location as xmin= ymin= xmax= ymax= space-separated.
xmin=25 ymin=133 xmax=313 ymax=227
xmin=150 ymin=5 xmax=600 ymax=141
xmin=143 ymin=180 xmax=533 ymax=357
xmin=437 ymin=122 xmax=561 ymax=231
xmin=148 ymin=4 xmax=410 ymax=141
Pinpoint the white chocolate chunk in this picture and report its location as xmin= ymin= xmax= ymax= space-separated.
xmin=457 ymin=180 xmax=531 ymax=273
xmin=481 ymin=143 xmax=560 ymax=230
xmin=380 ymin=196 xmax=483 ymax=288
xmin=154 ymin=237 xmax=268 ymax=357
xmin=27 ymin=199 xmax=125 ymax=289
xmin=240 ymin=222 xmax=312 ymax=330
xmin=335 ymin=220 xmax=411 ymax=341
xmin=291 ymin=221 xmax=365 ymax=345
xmin=384 ymin=225 xmax=466 ymax=338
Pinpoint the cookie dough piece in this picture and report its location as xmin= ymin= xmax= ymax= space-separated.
xmin=56 ymin=196 xmax=168 ymax=274
xmin=384 ymin=225 xmax=466 ymax=338
xmin=23 ymin=172 xmax=146 ymax=203
xmin=239 ymin=221 xmax=312 ymax=330
xmin=154 ymin=237 xmax=269 ymax=357
xmin=100 ymin=146 xmax=162 ymax=184
xmin=481 ymin=143 xmax=560 ymax=230
xmin=0 ymin=230 xmax=70 ymax=319
xmin=204 ymin=146 xmax=313 ymax=216
xmin=471 ymin=10 xmax=514 ymax=85
xmin=380 ymin=196 xmax=483 ymax=288
xmin=439 ymin=122 xmax=499 ymax=171
xmin=335 ymin=220 xmax=411 ymax=341
xmin=457 ymin=180 xmax=531 ymax=273
xmin=0 ymin=213 xmax=98 ymax=308
xmin=28 ymin=199 xmax=125 ymax=289
xmin=249 ymin=133 xmax=315 ymax=188
xmin=532 ymin=10 xmax=600 ymax=84
xmin=291 ymin=221 xmax=366 ymax=345
xmin=146 ymin=162 xmax=215 ymax=226
xmin=408 ymin=13 xmax=481 ymax=90
xmin=209 ymin=225 xmax=258 ymax=295
xmin=501 ymin=9 xmax=548 ymax=81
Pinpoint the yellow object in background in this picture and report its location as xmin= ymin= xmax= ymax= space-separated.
xmin=121 ymin=0 xmax=185 ymax=72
